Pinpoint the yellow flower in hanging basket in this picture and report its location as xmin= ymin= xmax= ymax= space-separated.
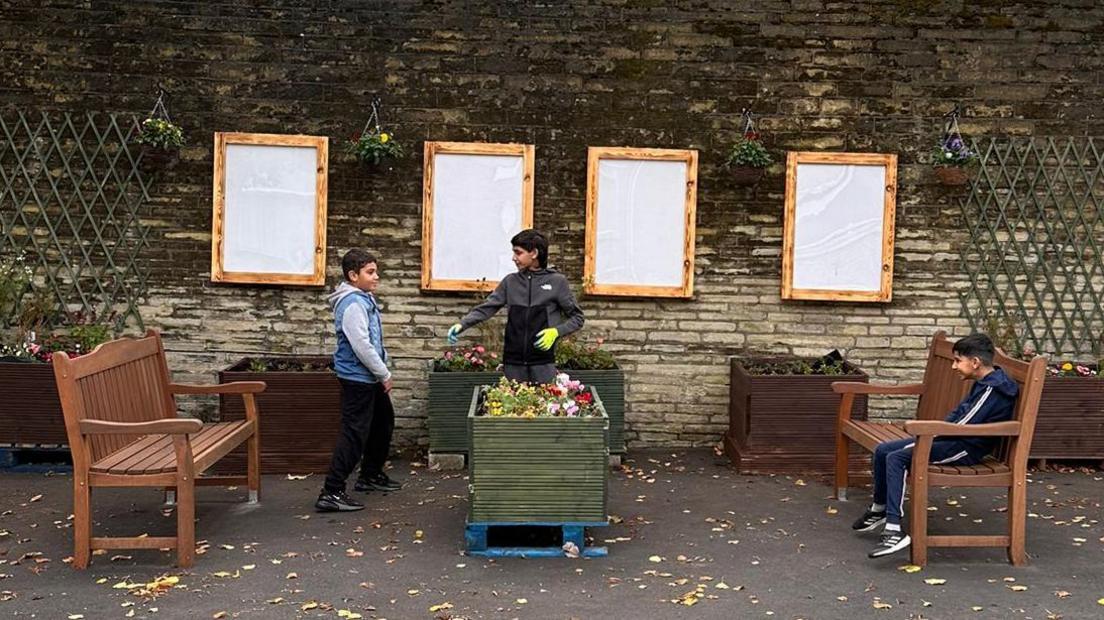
xmin=379 ymin=133 xmax=390 ymax=143
xmin=1061 ymin=362 xmax=1073 ymax=371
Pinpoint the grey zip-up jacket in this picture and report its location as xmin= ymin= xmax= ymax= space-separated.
xmin=459 ymin=267 xmax=584 ymax=366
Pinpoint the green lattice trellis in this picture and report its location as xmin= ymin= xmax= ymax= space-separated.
xmin=959 ymin=137 xmax=1104 ymax=357
xmin=0 ymin=111 xmax=156 ymax=330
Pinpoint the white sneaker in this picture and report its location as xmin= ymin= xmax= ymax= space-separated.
xmin=868 ymin=532 xmax=911 ymax=558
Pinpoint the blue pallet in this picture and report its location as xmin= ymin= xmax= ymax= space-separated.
xmin=0 ymin=446 xmax=72 ymax=473
xmin=465 ymin=521 xmax=608 ymax=558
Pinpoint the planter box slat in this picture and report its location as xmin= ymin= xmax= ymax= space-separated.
xmin=0 ymin=362 xmax=66 ymax=447
xmin=217 ymin=357 xmax=340 ymax=474
xmin=468 ymin=386 xmax=608 ymax=523
xmin=1031 ymin=375 xmax=1104 ymax=459
xmin=724 ymin=357 xmax=870 ymax=475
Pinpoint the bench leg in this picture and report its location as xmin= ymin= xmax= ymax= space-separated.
xmin=73 ymin=478 xmax=91 ymax=569
xmin=1007 ymin=478 xmax=1027 ymax=566
xmin=909 ymin=475 xmax=928 ymax=567
xmin=176 ymin=477 xmax=195 ymax=568
xmin=834 ymin=433 xmax=850 ymax=501
xmin=246 ymin=431 xmax=260 ymax=504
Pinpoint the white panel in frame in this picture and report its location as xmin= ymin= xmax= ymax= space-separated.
xmin=781 ymin=152 xmax=897 ymax=302
xmin=211 ymin=132 xmax=329 ymax=286
xmin=421 ymin=142 xmax=535 ymax=292
xmin=584 ymin=147 xmax=698 ymax=298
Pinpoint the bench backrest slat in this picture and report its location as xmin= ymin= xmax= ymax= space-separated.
xmin=916 ymin=332 xmax=970 ymax=421
xmin=54 ymin=331 xmax=175 ymax=464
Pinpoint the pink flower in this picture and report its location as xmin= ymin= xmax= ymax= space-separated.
xmin=444 ymin=351 xmax=453 ymax=360
xmin=475 ymin=345 xmax=485 ymax=354
xmin=1076 ymin=365 xmax=1092 ymax=376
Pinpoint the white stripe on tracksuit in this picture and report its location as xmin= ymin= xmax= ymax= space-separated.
xmin=893 ymin=444 xmax=971 ymax=521
xmin=956 ymin=386 xmax=992 ymax=425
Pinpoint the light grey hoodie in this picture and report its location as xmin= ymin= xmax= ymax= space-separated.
xmin=327 ymin=281 xmax=391 ymax=383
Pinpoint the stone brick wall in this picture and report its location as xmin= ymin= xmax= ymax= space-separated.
xmin=3 ymin=1 xmax=1103 ymax=448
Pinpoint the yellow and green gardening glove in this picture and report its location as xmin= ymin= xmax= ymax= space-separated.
xmin=447 ymin=323 xmax=463 ymax=345
xmin=533 ymin=327 xmax=559 ymax=351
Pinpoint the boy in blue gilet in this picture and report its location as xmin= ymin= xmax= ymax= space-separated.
xmin=316 ymin=249 xmax=400 ymax=512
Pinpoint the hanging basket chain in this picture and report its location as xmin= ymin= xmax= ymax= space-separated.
xmin=147 ymin=85 xmax=173 ymax=124
xmin=741 ymin=108 xmax=757 ymax=137
xmin=360 ymin=95 xmax=384 ymax=139
xmin=942 ymin=103 xmax=962 ymax=145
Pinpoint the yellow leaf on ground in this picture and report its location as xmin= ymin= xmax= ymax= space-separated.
xmin=898 ymin=564 xmax=923 ymax=573
xmin=266 ymin=597 xmax=284 ymax=604
xmin=924 ymin=578 xmax=947 ymax=585
xmin=648 ymin=555 xmax=663 ymax=563
xmin=213 ymin=613 xmax=227 ymax=619
xmin=516 ymin=598 xmax=528 ymax=604
xmin=429 ymin=602 xmax=453 ymax=612
xmin=301 ymin=602 xmax=319 ymax=611
xmin=1007 ymin=585 xmax=1028 ymax=592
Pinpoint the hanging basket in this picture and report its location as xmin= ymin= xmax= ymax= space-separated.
xmin=934 ymin=166 xmax=970 ymax=186
xmin=730 ymin=166 xmax=765 ymax=187
xmin=139 ymin=146 xmax=179 ymax=171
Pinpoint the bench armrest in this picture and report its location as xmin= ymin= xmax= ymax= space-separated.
xmin=831 ymin=381 xmax=925 ymax=395
xmin=169 ymin=381 xmax=266 ymax=395
xmin=79 ymin=418 xmax=204 ymax=435
xmin=904 ymin=420 xmax=1022 ymax=437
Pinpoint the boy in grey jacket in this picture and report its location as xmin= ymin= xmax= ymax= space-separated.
xmin=447 ymin=229 xmax=584 ymax=384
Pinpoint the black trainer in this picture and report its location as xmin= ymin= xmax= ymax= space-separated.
xmin=868 ymin=531 xmax=911 ymax=558
xmin=851 ymin=509 xmax=887 ymax=533
xmin=314 ymin=490 xmax=365 ymax=512
xmin=355 ymin=472 xmax=402 ymax=493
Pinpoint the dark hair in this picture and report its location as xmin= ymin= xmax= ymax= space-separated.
xmin=341 ymin=249 xmax=378 ymax=281
xmin=953 ymin=333 xmax=996 ymax=366
xmin=510 ymin=229 xmax=548 ymax=267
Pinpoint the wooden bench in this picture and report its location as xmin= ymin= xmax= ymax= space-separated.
xmin=833 ymin=330 xmax=1046 ymax=565
xmin=53 ymin=330 xmax=265 ymax=568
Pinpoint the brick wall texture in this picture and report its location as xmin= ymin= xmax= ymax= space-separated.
xmin=3 ymin=1 xmax=1103 ymax=448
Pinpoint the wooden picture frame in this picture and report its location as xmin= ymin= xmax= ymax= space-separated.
xmin=583 ymin=147 xmax=698 ymax=298
xmin=211 ymin=132 xmax=328 ymax=286
xmin=421 ymin=141 xmax=535 ymax=292
xmin=782 ymin=151 xmax=897 ymax=302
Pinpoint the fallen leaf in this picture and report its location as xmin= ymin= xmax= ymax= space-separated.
xmin=648 ymin=555 xmax=663 ymax=563
xmin=213 ymin=613 xmax=227 ymax=619
xmin=429 ymin=602 xmax=453 ymax=612
xmin=924 ymin=578 xmax=947 ymax=585
xmin=516 ymin=598 xmax=528 ymax=605
xmin=301 ymin=601 xmax=319 ymax=611
xmin=67 ymin=615 xmax=84 ymax=619
xmin=1008 ymin=585 xmax=1028 ymax=592
xmin=898 ymin=565 xmax=923 ymax=573
xmin=266 ymin=597 xmax=284 ymax=604
xmin=872 ymin=600 xmax=892 ymax=610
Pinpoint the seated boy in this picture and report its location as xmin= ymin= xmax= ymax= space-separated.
xmin=853 ymin=333 xmax=1020 ymax=558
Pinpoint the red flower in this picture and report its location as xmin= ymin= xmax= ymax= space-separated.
xmin=575 ymin=392 xmax=593 ymax=404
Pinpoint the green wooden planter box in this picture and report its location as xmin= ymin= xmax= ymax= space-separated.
xmin=468 ymin=386 xmax=609 ymax=523
xmin=428 ymin=365 xmax=625 ymax=455
xmin=564 ymin=369 xmax=625 ymax=454
xmin=427 ymin=365 xmax=503 ymax=454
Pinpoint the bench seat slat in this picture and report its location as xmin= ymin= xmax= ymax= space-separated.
xmin=91 ymin=422 xmax=251 ymax=475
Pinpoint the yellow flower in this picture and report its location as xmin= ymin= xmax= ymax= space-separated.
xmin=1062 ymin=362 xmax=1073 ymax=371
xmin=379 ymin=133 xmax=390 ymax=143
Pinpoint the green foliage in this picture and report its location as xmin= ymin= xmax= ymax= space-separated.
xmin=555 ymin=336 xmax=618 ymax=370
xmin=242 ymin=358 xmax=331 ymax=372
xmin=345 ymin=130 xmax=404 ymax=165
xmin=743 ymin=358 xmax=849 ymax=375
xmin=136 ymin=118 xmax=185 ymax=150
xmin=725 ymin=134 xmax=773 ymax=169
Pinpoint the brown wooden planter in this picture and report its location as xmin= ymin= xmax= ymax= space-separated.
xmin=0 ymin=360 xmax=67 ymax=446
xmin=1031 ymin=371 xmax=1104 ymax=460
xmin=934 ymin=166 xmax=970 ymax=186
xmin=724 ymin=357 xmax=869 ymax=475
xmin=215 ymin=357 xmax=340 ymax=474
xmin=730 ymin=166 xmax=765 ymax=186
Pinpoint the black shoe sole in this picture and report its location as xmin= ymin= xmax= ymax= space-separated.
xmin=314 ymin=500 xmax=365 ymax=512
xmin=852 ymin=517 xmax=886 ymax=533
xmin=355 ymin=482 xmax=401 ymax=493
